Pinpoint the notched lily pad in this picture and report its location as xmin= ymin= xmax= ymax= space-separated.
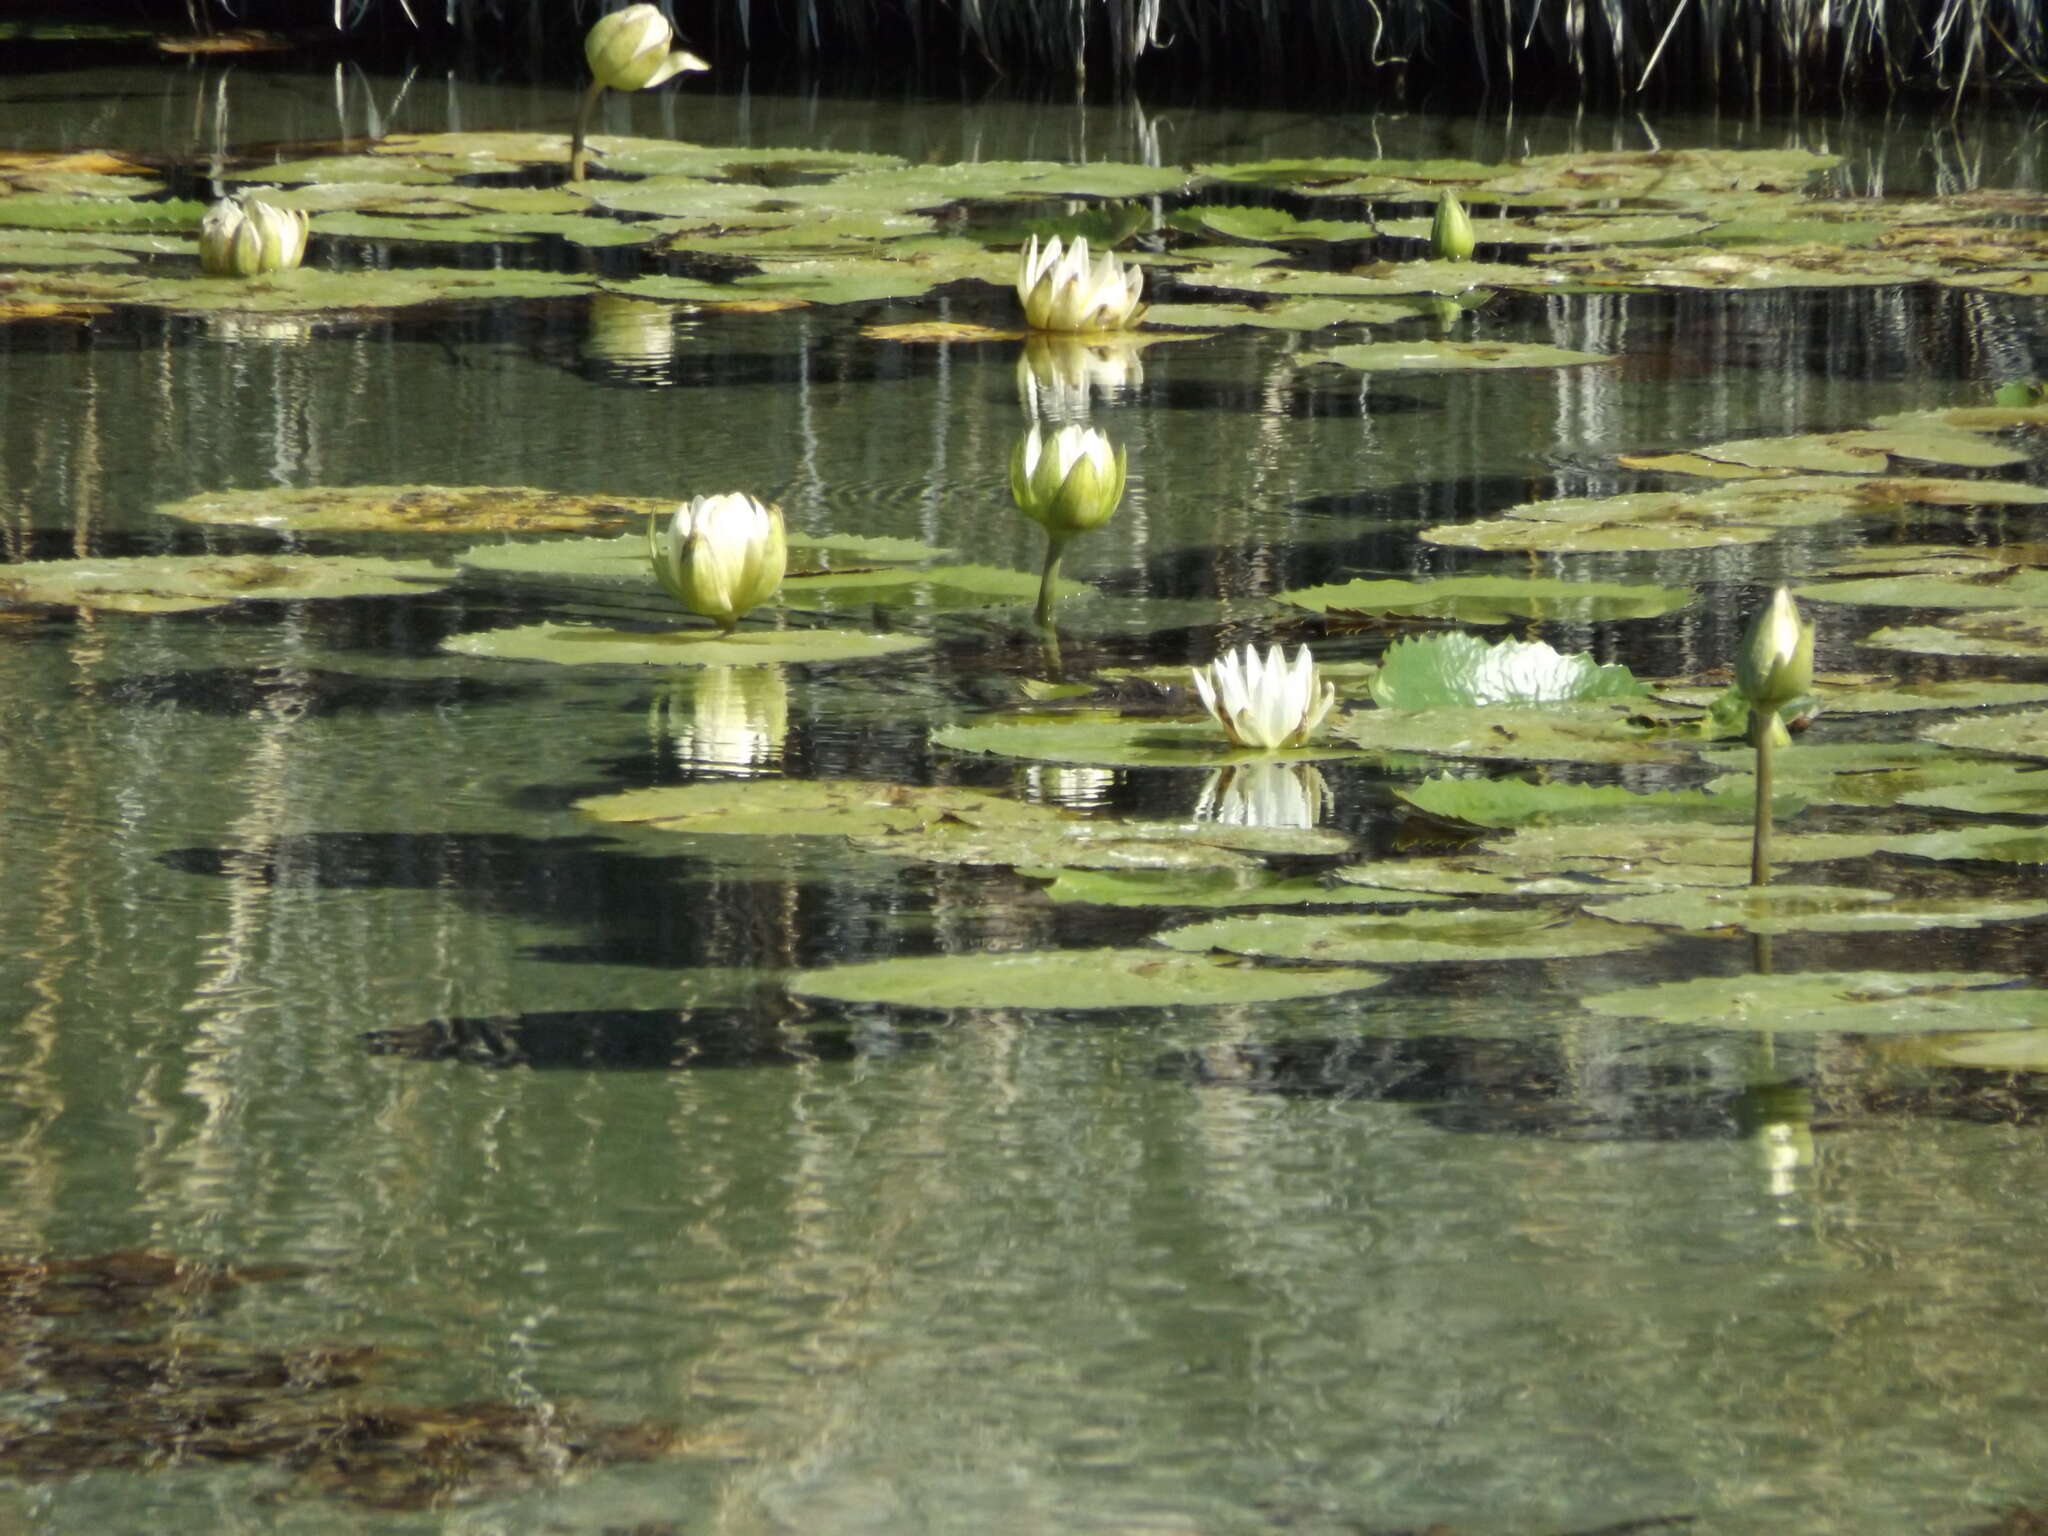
xmin=1581 ymin=971 xmax=2037 ymax=1033
xmin=0 ymin=553 xmax=447 ymax=614
xmin=445 ymin=623 xmax=929 ymax=668
xmin=1588 ymin=884 xmax=2048 ymax=935
xmin=1337 ymin=702 xmax=1686 ymax=765
xmin=1156 ymin=906 xmax=1660 ymax=964
xmin=1368 ymin=633 xmax=1644 ymax=710
xmin=786 ymin=948 xmax=1382 ymax=1010
xmin=155 ymin=484 xmax=667 ymax=535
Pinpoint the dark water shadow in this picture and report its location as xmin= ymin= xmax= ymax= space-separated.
xmin=362 ymin=1007 xmax=930 ymax=1071
xmin=78 ymin=665 xmax=529 ymax=717
xmin=1134 ymin=377 xmax=1437 ymax=420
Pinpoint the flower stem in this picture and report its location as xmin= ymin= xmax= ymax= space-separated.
xmin=568 ymin=80 xmax=605 ymax=182
xmin=1034 ymin=536 xmax=1068 ymax=628
xmin=1750 ymin=706 xmax=1775 ymax=887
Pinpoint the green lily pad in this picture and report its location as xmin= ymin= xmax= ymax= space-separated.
xmin=1897 ymin=760 xmax=2048 ymax=815
xmin=156 ymin=484 xmax=667 ymax=535
xmin=1659 ymin=675 xmax=2048 ymax=715
xmin=1867 ymin=406 xmax=2048 ymax=434
xmin=1167 ymin=204 xmax=1381 ymax=244
xmin=0 ymin=193 xmax=206 ymax=232
xmin=1305 ymin=340 xmax=1610 ymax=372
xmin=1483 ymin=820 xmax=1893 ymax=870
xmin=0 ymin=553 xmax=447 ymax=614
xmin=1397 ymin=775 xmax=1778 ymax=828
xmin=1580 ymin=971 xmax=2035 ymax=1032
xmin=1195 ymin=259 xmax=1533 ymax=300
xmin=1376 ymin=213 xmax=1712 ymax=246
xmin=934 ymin=715 xmax=1370 ymax=769
xmin=0 ymin=228 xmax=180 ymax=265
xmin=1689 ymin=428 xmax=2028 ymax=474
xmin=1876 ymin=1028 xmax=2048 ymax=1069
xmin=1422 ymin=517 xmax=1771 ymax=553
xmin=1938 ymin=271 xmax=2048 ymax=297
xmin=1922 ymin=709 xmax=2048 ymax=762
xmin=597 ymin=143 xmax=909 ymax=179
xmin=1888 ymin=825 xmax=2048 ymax=863
xmin=1195 ymin=156 xmax=1500 ymax=188
xmin=1868 ymin=613 xmax=2048 ymax=661
xmin=1155 ymin=907 xmax=1659 ymax=964
xmin=1588 ymin=885 xmax=2048 ymax=935
xmin=786 ymin=947 xmax=1382 ymax=1011
xmin=1700 ymin=740 xmax=1999 ymax=808
xmin=1336 ymin=702 xmax=1686 ymax=765
xmin=444 ymin=623 xmax=929 ymax=669
xmin=1615 ymin=451 xmax=1793 ymax=480
xmin=1278 ymin=575 xmax=1691 ymax=624
xmin=1796 ymin=569 xmax=2048 ymax=612
xmin=1 ymin=264 xmax=594 ymax=315
xmin=1543 ymin=244 xmax=1942 ymax=292
xmin=1030 ymin=867 xmax=1435 ymax=908
xmin=859 ymin=815 xmax=1348 ymax=872
xmin=1368 ymin=633 xmax=1645 ymax=710
xmin=1141 ymin=298 xmax=1428 ymax=331
xmin=580 ymin=779 xmax=1059 ymax=838
xmin=1332 ymin=855 xmax=1751 ymax=895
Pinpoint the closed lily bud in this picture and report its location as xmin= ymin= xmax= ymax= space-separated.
xmin=1192 ymin=644 xmax=1337 ymax=752
xmin=1430 ymin=190 xmax=1476 ymax=262
xmin=1734 ymin=586 xmax=1814 ymax=713
xmin=1009 ymin=424 xmax=1126 ymax=537
xmin=1016 ymin=235 xmax=1146 ymax=333
xmin=648 ymin=493 xmax=786 ymax=631
xmin=199 ymin=194 xmax=309 ymax=277
xmin=586 ymin=3 xmax=709 ymax=91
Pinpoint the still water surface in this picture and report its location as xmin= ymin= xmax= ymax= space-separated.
xmin=3 ymin=55 xmax=2048 ymax=1534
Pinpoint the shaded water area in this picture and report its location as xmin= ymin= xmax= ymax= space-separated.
xmin=5 ymin=56 xmax=2048 ymax=1535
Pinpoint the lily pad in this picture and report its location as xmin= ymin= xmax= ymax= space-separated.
xmin=1155 ymin=907 xmax=1659 ymax=964
xmin=1030 ymin=868 xmax=1434 ymax=908
xmin=1368 ymin=633 xmax=1644 ymax=710
xmin=1657 ymin=675 xmax=2048 ymax=715
xmin=3 ymin=264 xmax=594 ymax=315
xmin=155 ymin=485 xmax=667 ymax=535
xmin=1195 ymin=259 xmax=1534 ymax=300
xmin=1304 ymin=340 xmax=1611 ymax=372
xmin=1875 ymin=1028 xmax=2048 ymax=1069
xmin=1796 ymin=569 xmax=2048 ymax=611
xmin=1922 ymin=709 xmax=2048 ymax=762
xmin=1397 ymin=775 xmax=1777 ymax=828
xmin=1278 ymin=575 xmax=1691 ymax=624
xmin=1422 ymin=517 xmax=1770 ymax=554
xmin=444 ymin=623 xmax=928 ymax=669
xmin=0 ymin=553 xmax=447 ymax=614
xmin=1167 ymin=204 xmax=1381 ymax=244
xmin=1588 ymin=885 xmax=2048 ymax=935
xmin=578 ymin=779 xmax=1051 ymax=839
xmin=786 ymin=947 xmax=1382 ymax=1011
xmin=1333 ymin=855 xmax=1750 ymax=895
xmin=1141 ymin=298 xmax=1427 ymax=331
xmin=858 ymin=815 xmax=1348 ymax=872
xmin=454 ymin=531 xmax=955 ymax=590
xmin=1888 ymin=825 xmax=2048 ymax=863
xmin=1483 ymin=820 xmax=1894 ymax=870
xmin=1336 ymin=702 xmax=1686 ymax=765
xmin=1580 ymin=971 xmax=2036 ymax=1033
xmin=934 ymin=715 xmax=1370 ymax=769
xmin=1866 ymin=613 xmax=2048 ymax=661
xmin=1688 ymin=428 xmax=2028 ymax=474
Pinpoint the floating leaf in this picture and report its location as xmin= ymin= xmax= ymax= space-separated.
xmin=1368 ymin=633 xmax=1645 ymax=710
xmin=1336 ymin=702 xmax=1686 ymax=765
xmin=1865 ymin=614 xmax=2048 ymax=662
xmin=1156 ymin=907 xmax=1660 ymax=964
xmin=579 ymin=779 xmax=1053 ymax=839
xmin=934 ymin=715 xmax=1371 ymax=769
xmin=1278 ymin=575 xmax=1691 ymax=624
xmin=858 ymin=816 xmax=1348 ymax=871
xmin=1922 ymin=709 xmax=2048 ymax=763
xmin=1484 ymin=820 xmax=1893 ymax=870
xmin=1397 ymin=775 xmax=1776 ymax=828
xmin=1588 ymin=885 xmax=2048 ymax=935
xmin=1333 ymin=855 xmax=1750 ymax=894
xmin=1141 ymin=298 xmax=1427 ymax=331
xmin=1167 ymin=204 xmax=1381 ymax=244
xmin=1796 ymin=569 xmax=2048 ymax=611
xmin=1030 ymin=868 xmax=1434 ymax=908
xmin=444 ymin=623 xmax=928 ymax=669
xmin=1304 ymin=340 xmax=1610 ymax=372
xmin=0 ymin=553 xmax=447 ymax=614
xmin=1657 ymin=675 xmax=2048 ymax=715
xmin=1689 ymin=428 xmax=2028 ymax=473
xmin=786 ymin=948 xmax=1383 ymax=1010
xmin=156 ymin=484 xmax=667 ymax=535
xmin=1580 ymin=971 xmax=2033 ymax=1033
xmin=454 ymin=531 xmax=956 ymax=590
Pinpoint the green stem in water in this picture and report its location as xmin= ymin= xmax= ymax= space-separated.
xmin=568 ymin=80 xmax=606 ymax=182
xmin=1034 ymin=535 xmax=1069 ymax=628
xmin=1750 ymin=706 xmax=1775 ymax=887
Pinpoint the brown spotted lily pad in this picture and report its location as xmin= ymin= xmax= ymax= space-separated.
xmin=155 ymin=484 xmax=670 ymax=535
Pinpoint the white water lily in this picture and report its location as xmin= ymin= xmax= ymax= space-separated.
xmin=586 ymin=3 xmax=709 ymax=90
xmin=1015 ymin=235 xmax=1146 ymax=333
xmin=647 ymin=492 xmax=786 ymax=631
xmin=198 ymin=194 xmax=308 ymax=278
xmin=1734 ymin=585 xmax=1814 ymax=714
xmin=1009 ymin=424 xmax=1127 ymax=538
xmin=1192 ymin=643 xmax=1337 ymax=751
xmin=1194 ymin=762 xmax=1330 ymax=830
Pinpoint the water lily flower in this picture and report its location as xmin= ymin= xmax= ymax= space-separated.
xmin=647 ymin=492 xmax=786 ymax=632
xmin=570 ymin=4 xmax=710 ymax=180
xmin=198 ymin=194 xmax=308 ymax=278
xmin=1194 ymin=762 xmax=1330 ymax=829
xmin=1430 ymin=190 xmax=1476 ymax=262
xmin=1010 ymin=424 xmax=1127 ymax=626
xmin=1734 ymin=586 xmax=1814 ymax=715
xmin=1192 ymin=643 xmax=1337 ymax=751
xmin=1015 ymin=235 xmax=1146 ymax=333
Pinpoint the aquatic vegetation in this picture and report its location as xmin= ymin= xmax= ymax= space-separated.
xmin=196 ymin=193 xmax=307 ymax=277
xmin=1009 ymin=423 xmax=1128 ymax=624
xmin=1014 ymin=234 xmax=1146 ymax=334
xmin=1367 ymin=633 xmax=1644 ymax=710
xmin=1429 ymin=190 xmax=1476 ymax=261
xmin=647 ymin=492 xmax=787 ymax=633
xmin=570 ymin=4 xmax=708 ymax=181
xmin=787 ymin=947 xmax=1383 ymax=1009
xmin=0 ymin=552 xmax=448 ymax=614
xmin=1192 ymin=643 xmax=1337 ymax=751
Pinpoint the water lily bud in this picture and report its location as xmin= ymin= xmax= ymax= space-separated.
xmin=1016 ymin=234 xmax=1146 ymax=333
xmin=1192 ymin=643 xmax=1337 ymax=752
xmin=1009 ymin=424 xmax=1126 ymax=537
xmin=647 ymin=492 xmax=785 ymax=630
xmin=1734 ymin=585 xmax=1814 ymax=713
xmin=199 ymin=194 xmax=308 ymax=277
xmin=586 ymin=3 xmax=710 ymax=91
xmin=1430 ymin=191 xmax=1476 ymax=262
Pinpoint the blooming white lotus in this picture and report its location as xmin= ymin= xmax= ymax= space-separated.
xmin=571 ymin=4 xmax=710 ymax=179
xmin=1192 ymin=644 xmax=1337 ymax=751
xmin=647 ymin=492 xmax=786 ymax=631
xmin=198 ymin=194 xmax=309 ymax=278
xmin=1015 ymin=235 xmax=1146 ymax=333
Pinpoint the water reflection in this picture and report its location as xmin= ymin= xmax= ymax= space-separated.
xmin=582 ymin=292 xmax=687 ymax=381
xmin=1192 ymin=762 xmax=1330 ymax=829
xmin=1015 ymin=334 xmax=1146 ymax=424
xmin=652 ymin=664 xmax=789 ymax=774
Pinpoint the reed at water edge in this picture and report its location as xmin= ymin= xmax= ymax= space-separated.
xmin=168 ymin=0 xmax=2048 ymax=101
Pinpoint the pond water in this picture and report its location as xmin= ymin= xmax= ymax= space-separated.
xmin=4 ymin=53 xmax=2048 ymax=1535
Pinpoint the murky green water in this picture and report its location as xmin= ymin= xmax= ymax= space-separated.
xmin=3 ymin=52 xmax=2048 ymax=1534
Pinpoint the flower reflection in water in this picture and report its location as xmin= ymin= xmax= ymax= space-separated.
xmin=584 ymin=293 xmax=685 ymax=379
xmin=652 ymin=665 xmax=789 ymax=775
xmin=1020 ymin=765 xmax=1117 ymax=811
xmin=1194 ymin=762 xmax=1331 ymax=830
xmin=1015 ymin=335 xmax=1144 ymax=423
